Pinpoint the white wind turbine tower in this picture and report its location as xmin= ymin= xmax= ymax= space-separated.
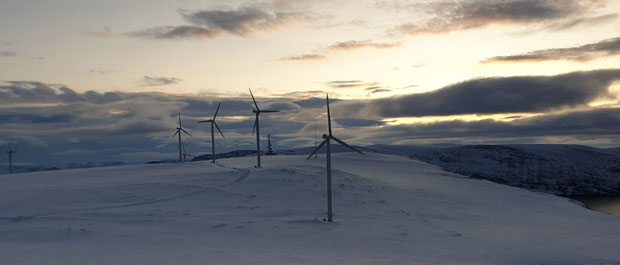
xmin=198 ymin=102 xmax=225 ymax=163
xmin=6 ymin=144 xmax=17 ymax=174
xmin=307 ymin=94 xmax=364 ymax=222
xmin=172 ymin=113 xmax=192 ymax=163
xmin=249 ymin=88 xmax=279 ymax=168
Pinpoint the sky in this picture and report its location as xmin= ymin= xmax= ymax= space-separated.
xmin=1 ymin=0 xmax=620 ymax=166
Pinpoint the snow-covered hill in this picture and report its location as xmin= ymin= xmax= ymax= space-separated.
xmin=371 ymin=144 xmax=620 ymax=195
xmin=1 ymin=153 xmax=619 ymax=265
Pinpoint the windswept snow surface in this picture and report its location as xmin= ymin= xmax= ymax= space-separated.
xmin=1 ymin=153 xmax=619 ymax=265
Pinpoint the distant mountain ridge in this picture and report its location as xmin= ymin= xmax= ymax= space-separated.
xmin=370 ymin=144 xmax=620 ymax=196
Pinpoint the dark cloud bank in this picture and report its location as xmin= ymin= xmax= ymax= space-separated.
xmin=2 ymin=69 xmax=620 ymax=166
xmin=335 ymin=69 xmax=620 ymax=118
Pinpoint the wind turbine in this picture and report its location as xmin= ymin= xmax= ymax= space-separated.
xmin=172 ymin=113 xmax=192 ymax=163
xmin=182 ymin=142 xmax=194 ymax=162
xmin=6 ymin=145 xmax=17 ymax=174
xmin=307 ymin=94 xmax=364 ymax=222
xmin=249 ymin=88 xmax=279 ymax=168
xmin=198 ymin=102 xmax=225 ymax=163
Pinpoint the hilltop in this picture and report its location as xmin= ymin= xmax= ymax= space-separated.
xmin=1 ymin=153 xmax=619 ymax=264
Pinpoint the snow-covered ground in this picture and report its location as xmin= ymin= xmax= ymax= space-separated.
xmin=1 ymin=153 xmax=619 ymax=265
xmin=371 ymin=144 xmax=620 ymax=195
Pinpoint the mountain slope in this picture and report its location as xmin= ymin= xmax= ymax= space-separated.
xmin=1 ymin=153 xmax=619 ymax=265
xmin=372 ymin=144 xmax=620 ymax=195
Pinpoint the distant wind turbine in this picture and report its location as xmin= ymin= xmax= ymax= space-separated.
xmin=172 ymin=113 xmax=192 ymax=163
xmin=249 ymin=88 xmax=279 ymax=168
xmin=198 ymin=102 xmax=225 ymax=163
xmin=307 ymin=94 xmax=364 ymax=222
xmin=182 ymin=142 xmax=194 ymax=162
xmin=6 ymin=145 xmax=17 ymax=174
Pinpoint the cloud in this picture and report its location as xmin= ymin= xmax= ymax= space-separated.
xmin=6 ymin=73 xmax=620 ymax=168
xmin=362 ymin=107 xmax=620 ymax=143
xmin=389 ymin=0 xmax=609 ymax=35
xmin=89 ymin=69 xmax=114 ymax=75
xmin=0 ymin=81 xmax=124 ymax=104
xmin=334 ymin=69 xmax=620 ymax=118
xmin=280 ymin=54 xmax=325 ymax=61
xmin=261 ymin=102 xmax=302 ymax=112
xmin=0 ymin=113 xmax=75 ymax=124
xmin=281 ymin=39 xmax=401 ymax=61
xmin=483 ymin=37 xmax=620 ymax=63
xmin=325 ymin=40 xmax=401 ymax=51
xmin=138 ymin=76 xmax=182 ymax=86
xmin=546 ymin=13 xmax=618 ymax=30
xmin=130 ymin=6 xmax=316 ymax=39
xmin=368 ymin=88 xmax=391 ymax=94
xmin=335 ymin=118 xmax=385 ymax=127
xmin=182 ymin=8 xmax=307 ymax=35
xmin=130 ymin=26 xmax=218 ymax=39
xmin=1 ymin=51 xmax=17 ymax=57
xmin=326 ymin=80 xmax=379 ymax=89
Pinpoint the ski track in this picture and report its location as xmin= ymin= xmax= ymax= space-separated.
xmin=4 ymin=165 xmax=252 ymax=222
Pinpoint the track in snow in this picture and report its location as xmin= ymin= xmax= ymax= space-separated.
xmin=5 ymin=166 xmax=252 ymax=222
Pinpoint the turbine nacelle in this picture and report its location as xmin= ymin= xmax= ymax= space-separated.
xmin=307 ymin=94 xmax=364 ymax=160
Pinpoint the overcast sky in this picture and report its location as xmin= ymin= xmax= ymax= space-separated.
xmin=1 ymin=0 xmax=620 ymax=166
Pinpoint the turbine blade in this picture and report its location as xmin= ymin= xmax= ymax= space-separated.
xmin=181 ymin=128 xmax=192 ymax=137
xmin=249 ymin=88 xmax=259 ymax=111
xmin=326 ymin=94 xmax=332 ymax=136
xmin=213 ymin=102 xmax=221 ymax=120
xmin=197 ymin=120 xmax=210 ymax=123
xmin=252 ymin=117 xmax=257 ymax=135
xmin=331 ymin=136 xmax=364 ymax=155
xmin=178 ymin=112 xmax=182 ymax=127
xmin=214 ymin=121 xmax=225 ymax=139
xmin=172 ymin=130 xmax=179 ymax=138
xmin=261 ymin=110 xmax=279 ymax=113
xmin=306 ymin=139 xmax=328 ymax=160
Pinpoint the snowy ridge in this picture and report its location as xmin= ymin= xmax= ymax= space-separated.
xmin=0 ymin=161 xmax=127 ymax=175
xmin=371 ymin=144 xmax=620 ymax=195
xmin=1 ymin=153 xmax=620 ymax=264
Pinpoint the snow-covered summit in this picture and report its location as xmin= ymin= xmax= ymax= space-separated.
xmin=1 ymin=153 xmax=619 ymax=264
